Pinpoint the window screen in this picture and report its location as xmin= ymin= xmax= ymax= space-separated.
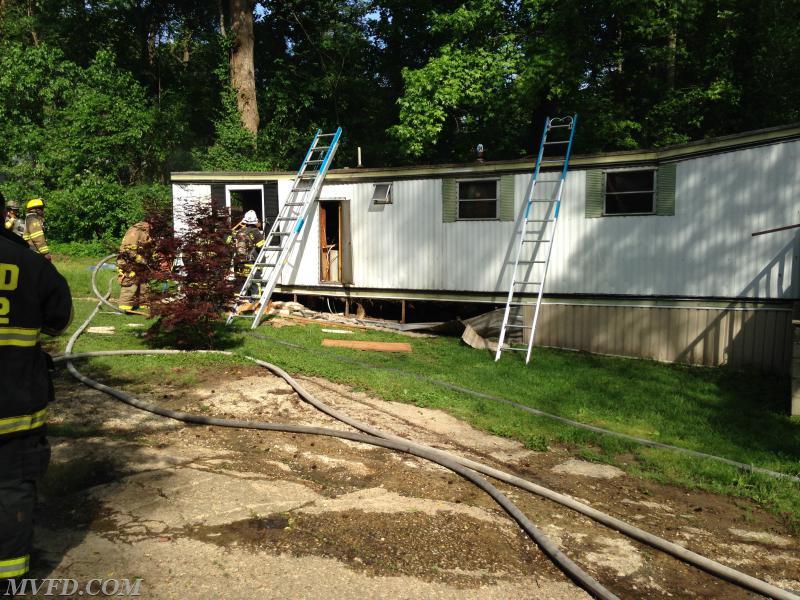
xmin=458 ymin=180 xmax=497 ymax=219
xmin=371 ymin=183 xmax=392 ymax=204
xmin=604 ymin=170 xmax=656 ymax=215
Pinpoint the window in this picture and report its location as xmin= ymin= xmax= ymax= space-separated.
xmin=604 ymin=169 xmax=656 ymax=215
xmin=371 ymin=183 xmax=392 ymax=204
xmin=458 ymin=179 xmax=498 ymax=219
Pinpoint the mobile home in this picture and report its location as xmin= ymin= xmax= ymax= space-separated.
xmin=172 ymin=124 xmax=800 ymax=373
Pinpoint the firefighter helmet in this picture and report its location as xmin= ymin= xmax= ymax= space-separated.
xmin=242 ymin=210 xmax=259 ymax=225
xmin=26 ymin=198 xmax=44 ymax=210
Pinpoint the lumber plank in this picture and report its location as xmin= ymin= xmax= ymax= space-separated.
xmin=321 ymin=339 xmax=412 ymax=352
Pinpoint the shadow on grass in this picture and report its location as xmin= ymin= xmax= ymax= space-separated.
xmin=144 ymin=318 xmax=243 ymax=351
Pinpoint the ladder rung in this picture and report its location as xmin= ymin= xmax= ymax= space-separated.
xmin=522 ymin=239 xmax=550 ymax=243
xmin=292 ymin=188 xmax=312 ymax=193
xmin=514 ymin=281 xmax=542 ymax=286
xmin=505 ymin=324 xmax=532 ymax=329
xmin=527 ymin=219 xmax=552 ymax=223
xmin=317 ymin=133 xmax=337 ymax=137
xmin=306 ymin=159 xmax=324 ymax=164
xmin=529 ymin=200 xmax=556 ymax=203
xmin=275 ymin=217 xmax=296 ymax=221
xmin=548 ymin=123 xmax=572 ymax=129
xmin=284 ymin=202 xmax=305 ymax=206
xmin=544 ymin=140 xmax=570 ymax=145
xmin=540 ymin=160 xmax=564 ymax=165
xmin=313 ymin=145 xmax=331 ymax=151
xmin=503 ymin=347 xmax=528 ymax=352
xmin=517 ymin=260 xmax=546 ymax=264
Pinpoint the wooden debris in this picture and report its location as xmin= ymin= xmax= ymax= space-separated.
xmin=322 ymin=339 xmax=412 ymax=352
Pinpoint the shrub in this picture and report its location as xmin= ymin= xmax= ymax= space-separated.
xmin=141 ymin=201 xmax=237 ymax=349
xmin=46 ymin=177 xmax=170 ymax=244
xmin=49 ymin=240 xmax=117 ymax=257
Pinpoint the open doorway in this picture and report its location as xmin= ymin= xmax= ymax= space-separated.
xmin=228 ymin=187 xmax=263 ymax=229
xmin=319 ymin=200 xmax=352 ymax=283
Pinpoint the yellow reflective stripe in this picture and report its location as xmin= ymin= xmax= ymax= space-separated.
xmin=39 ymin=246 xmax=50 ymax=253
xmin=118 ymin=305 xmax=134 ymax=310
xmin=29 ymin=231 xmax=45 ymax=239
xmin=0 ymin=326 xmax=40 ymax=347
xmin=255 ymin=240 xmax=265 ymax=247
xmin=22 ymin=234 xmax=30 ymax=240
xmin=0 ymin=408 xmax=47 ymax=436
xmin=0 ymin=555 xmax=30 ymax=577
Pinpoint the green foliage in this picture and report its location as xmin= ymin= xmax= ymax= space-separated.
xmin=390 ymin=43 xmax=523 ymax=159
xmin=46 ymin=50 xmax=158 ymax=184
xmin=198 ymin=86 xmax=266 ymax=171
xmin=49 ymin=239 xmax=119 ymax=258
xmin=46 ymin=177 xmax=169 ymax=244
xmin=0 ymin=43 xmax=162 ymax=189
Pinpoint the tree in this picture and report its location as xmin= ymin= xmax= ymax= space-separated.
xmin=229 ymin=0 xmax=259 ymax=136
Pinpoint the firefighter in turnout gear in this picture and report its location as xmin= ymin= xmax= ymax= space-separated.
xmin=233 ymin=210 xmax=265 ymax=277
xmin=4 ymin=201 xmax=24 ymax=238
xmin=23 ymin=198 xmax=51 ymax=261
xmin=0 ymin=191 xmax=73 ymax=590
xmin=117 ymin=221 xmax=152 ymax=313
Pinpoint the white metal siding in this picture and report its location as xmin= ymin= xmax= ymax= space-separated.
xmin=171 ymin=184 xmax=210 ymax=235
xmin=175 ymin=138 xmax=800 ymax=299
xmin=547 ymin=140 xmax=800 ymax=298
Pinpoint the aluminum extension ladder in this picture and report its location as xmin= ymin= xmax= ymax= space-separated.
xmin=495 ymin=115 xmax=577 ymax=363
xmin=227 ymin=127 xmax=342 ymax=329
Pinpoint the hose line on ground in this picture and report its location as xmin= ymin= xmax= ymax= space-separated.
xmin=58 ymin=255 xmax=798 ymax=599
xmin=61 ymin=304 xmax=617 ymax=600
xmin=94 ymin=252 xmax=800 ymax=483
xmin=248 ymin=333 xmax=800 ymax=484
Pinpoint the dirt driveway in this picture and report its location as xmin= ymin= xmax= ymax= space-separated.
xmin=33 ymin=363 xmax=800 ymax=599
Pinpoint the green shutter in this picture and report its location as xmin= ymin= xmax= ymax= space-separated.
xmin=498 ymin=175 xmax=515 ymax=221
xmin=656 ymin=163 xmax=676 ymax=216
xmin=442 ymin=178 xmax=457 ymax=222
xmin=585 ymin=169 xmax=604 ymax=218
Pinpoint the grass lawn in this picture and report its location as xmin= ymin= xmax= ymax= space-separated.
xmin=49 ymin=254 xmax=800 ymax=529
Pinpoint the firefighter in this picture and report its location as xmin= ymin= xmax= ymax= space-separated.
xmin=23 ymin=198 xmax=51 ymax=261
xmin=117 ymin=221 xmax=152 ymax=313
xmin=3 ymin=201 xmax=24 ymax=237
xmin=233 ymin=210 xmax=265 ymax=277
xmin=0 ymin=192 xmax=72 ymax=593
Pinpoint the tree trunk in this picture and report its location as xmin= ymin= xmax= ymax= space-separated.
xmin=229 ymin=0 xmax=259 ymax=136
xmin=666 ymin=29 xmax=677 ymax=90
xmin=27 ymin=0 xmax=39 ymax=46
xmin=218 ymin=0 xmax=226 ymax=36
xmin=666 ymin=1 xmax=678 ymax=90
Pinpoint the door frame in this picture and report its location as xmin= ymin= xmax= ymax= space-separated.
xmin=225 ymin=184 xmax=265 ymax=225
xmin=318 ymin=197 xmax=352 ymax=285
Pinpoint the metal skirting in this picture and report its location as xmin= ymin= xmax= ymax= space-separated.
xmin=532 ymin=303 xmax=792 ymax=373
